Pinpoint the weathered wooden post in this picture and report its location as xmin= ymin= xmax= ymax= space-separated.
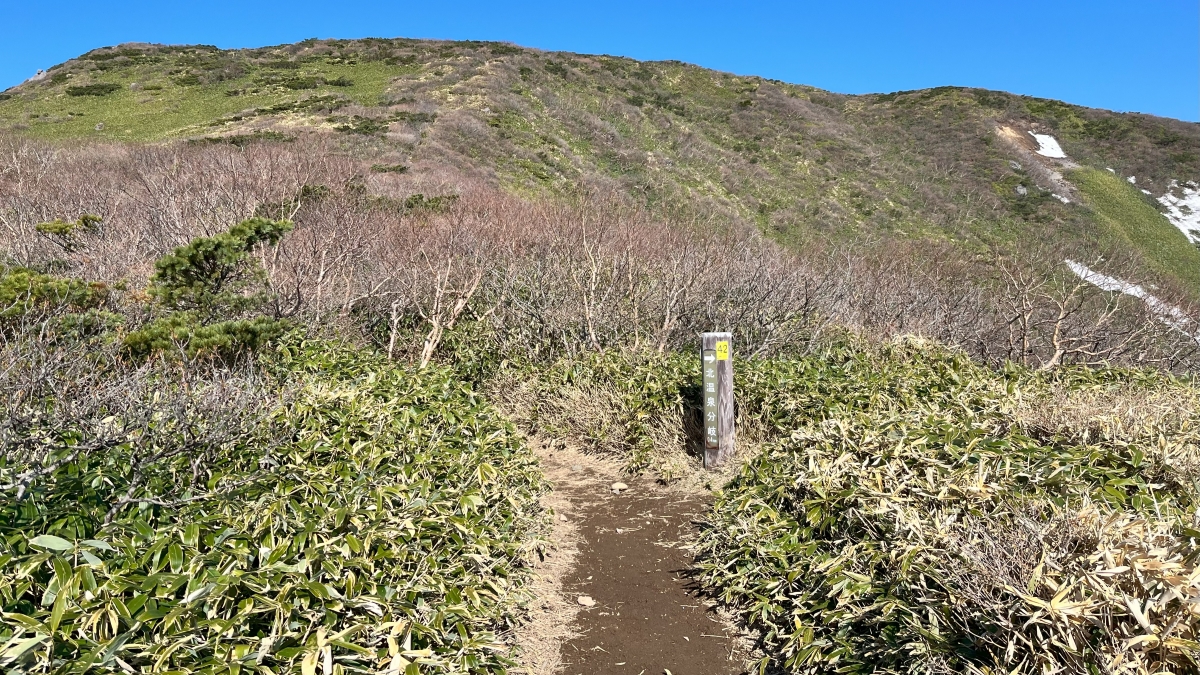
xmin=701 ymin=332 xmax=734 ymax=468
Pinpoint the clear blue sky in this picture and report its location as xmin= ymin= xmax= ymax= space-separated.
xmin=2 ymin=0 xmax=1197 ymax=121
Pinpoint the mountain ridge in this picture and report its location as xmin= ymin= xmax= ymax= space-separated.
xmin=3 ymin=37 xmax=1198 ymax=293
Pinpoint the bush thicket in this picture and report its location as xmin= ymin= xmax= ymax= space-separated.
xmin=694 ymin=341 xmax=1200 ymax=674
xmin=0 ymin=223 xmax=545 ymax=672
xmin=0 ymin=267 xmax=108 ymax=320
xmin=65 ymin=83 xmax=121 ymax=97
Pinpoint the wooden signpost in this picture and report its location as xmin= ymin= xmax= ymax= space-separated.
xmin=701 ymin=332 xmax=734 ymax=468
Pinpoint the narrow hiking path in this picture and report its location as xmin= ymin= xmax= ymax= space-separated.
xmin=556 ymin=478 xmax=746 ymax=675
xmin=514 ymin=443 xmax=749 ymax=675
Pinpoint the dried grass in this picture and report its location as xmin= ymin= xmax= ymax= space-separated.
xmin=948 ymin=503 xmax=1200 ymax=675
xmin=1014 ymin=378 xmax=1200 ymax=443
xmin=1013 ymin=376 xmax=1200 ymax=490
xmin=695 ymin=341 xmax=1200 ymax=674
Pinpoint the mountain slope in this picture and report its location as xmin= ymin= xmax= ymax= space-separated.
xmin=3 ymin=37 xmax=1199 ymax=292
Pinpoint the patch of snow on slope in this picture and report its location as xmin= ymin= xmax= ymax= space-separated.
xmin=1052 ymin=193 xmax=1070 ymax=204
xmin=1066 ymin=260 xmax=1146 ymax=297
xmin=1030 ymin=132 xmax=1067 ymax=159
xmin=1156 ymin=180 xmax=1200 ymax=244
xmin=1066 ymin=260 xmax=1196 ymax=342
xmin=1127 ymin=176 xmax=1137 ymax=184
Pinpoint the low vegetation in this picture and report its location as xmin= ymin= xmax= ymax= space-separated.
xmin=65 ymin=84 xmax=122 ymax=98
xmin=0 ymin=227 xmax=545 ymax=673
xmin=695 ymin=342 xmax=1200 ymax=674
xmin=486 ymin=330 xmax=1200 ymax=673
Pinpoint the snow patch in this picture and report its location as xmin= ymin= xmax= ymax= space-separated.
xmin=1127 ymin=176 xmax=1137 ymax=184
xmin=1156 ymin=180 xmax=1200 ymax=244
xmin=1066 ymin=261 xmax=1148 ymax=297
xmin=1066 ymin=260 xmax=1197 ymax=343
xmin=1141 ymin=189 xmax=1152 ymax=195
xmin=1106 ymin=167 xmax=1116 ymax=173
xmin=1029 ymin=132 xmax=1067 ymax=159
xmin=1052 ymin=193 xmax=1070 ymax=204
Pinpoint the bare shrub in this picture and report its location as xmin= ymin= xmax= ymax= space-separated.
xmin=1 ymin=132 xmax=1197 ymax=372
xmin=818 ymin=238 xmax=1200 ymax=371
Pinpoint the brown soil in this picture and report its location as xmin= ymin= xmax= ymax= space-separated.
xmin=514 ymin=443 xmax=748 ymax=675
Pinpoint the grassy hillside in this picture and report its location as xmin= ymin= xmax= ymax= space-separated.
xmin=1072 ymin=168 xmax=1200 ymax=289
xmin=0 ymin=46 xmax=400 ymax=141
xmin=2 ymin=38 xmax=1199 ymax=293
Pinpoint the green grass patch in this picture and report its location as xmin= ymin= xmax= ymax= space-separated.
xmin=0 ymin=60 xmax=402 ymax=141
xmin=1072 ymin=167 xmax=1200 ymax=293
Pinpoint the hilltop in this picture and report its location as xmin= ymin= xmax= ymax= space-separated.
xmin=2 ymin=37 xmax=1199 ymax=295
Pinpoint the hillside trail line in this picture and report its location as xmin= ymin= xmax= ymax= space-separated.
xmin=514 ymin=442 xmax=748 ymax=675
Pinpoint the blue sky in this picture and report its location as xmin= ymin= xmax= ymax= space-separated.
xmin=3 ymin=0 xmax=1197 ymax=121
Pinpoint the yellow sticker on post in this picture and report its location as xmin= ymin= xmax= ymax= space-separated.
xmin=716 ymin=340 xmax=729 ymax=361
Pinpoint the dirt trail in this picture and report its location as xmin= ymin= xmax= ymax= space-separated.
xmin=515 ymin=444 xmax=748 ymax=675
